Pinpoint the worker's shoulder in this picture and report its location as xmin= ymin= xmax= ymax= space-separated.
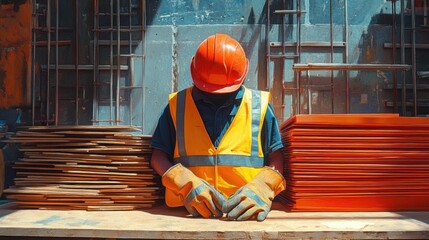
xmin=168 ymin=87 xmax=191 ymax=101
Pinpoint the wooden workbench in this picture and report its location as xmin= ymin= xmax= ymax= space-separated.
xmin=0 ymin=203 xmax=428 ymax=239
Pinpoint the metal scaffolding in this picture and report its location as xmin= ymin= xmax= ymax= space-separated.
xmin=267 ymin=0 xmax=416 ymax=118
xmin=31 ymin=0 xmax=146 ymax=130
xmin=266 ymin=0 xmax=306 ymax=121
xmin=386 ymin=0 xmax=429 ymax=116
xmin=92 ymin=0 xmax=145 ymax=129
xmin=266 ymin=0 xmax=348 ymax=118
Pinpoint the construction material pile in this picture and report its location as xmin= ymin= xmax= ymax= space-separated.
xmin=279 ymin=114 xmax=429 ymax=211
xmin=3 ymin=126 xmax=163 ymax=210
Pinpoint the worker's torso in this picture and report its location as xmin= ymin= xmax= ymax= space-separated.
xmin=166 ymin=86 xmax=270 ymax=206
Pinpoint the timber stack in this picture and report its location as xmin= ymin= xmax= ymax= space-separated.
xmin=3 ymin=126 xmax=163 ymax=210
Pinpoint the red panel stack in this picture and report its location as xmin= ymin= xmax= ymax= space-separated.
xmin=279 ymin=114 xmax=429 ymax=211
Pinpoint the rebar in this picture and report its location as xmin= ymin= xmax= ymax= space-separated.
xmin=46 ymin=0 xmax=51 ymax=125
xmin=110 ymin=0 xmax=114 ymax=125
xmin=297 ymin=0 xmax=302 ymax=115
xmin=31 ymin=0 xmax=37 ymax=125
xmin=293 ymin=63 xmax=411 ymax=71
xmin=411 ymin=0 xmax=417 ymax=116
xmin=266 ymin=0 xmax=271 ymax=92
xmin=55 ymin=0 xmax=59 ymax=125
xmin=344 ymin=0 xmax=349 ymax=113
xmin=392 ymin=0 xmax=398 ymax=113
xmin=141 ymin=0 xmax=146 ymax=132
xmin=75 ymin=0 xmax=79 ymax=125
xmin=329 ymin=0 xmax=334 ymax=114
xmin=92 ymin=0 xmax=99 ymax=125
xmin=400 ymin=0 xmax=406 ymax=115
xmin=116 ymin=0 xmax=121 ymax=125
xmin=129 ymin=0 xmax=133 ymax=126
xmin=424 ymin=0 xmax=428 ymax=26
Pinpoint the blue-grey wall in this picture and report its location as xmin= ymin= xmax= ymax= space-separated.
xmin=0 ymin=0 xmax=426 ymax=134
xmin=142 ymin=0 xmax=428 ymax=135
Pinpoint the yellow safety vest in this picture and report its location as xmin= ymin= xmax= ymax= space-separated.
xmin=166 ymin=86 xmax=270 ymax=207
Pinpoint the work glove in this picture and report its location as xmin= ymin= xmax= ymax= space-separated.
xmin=223 ymin=167 xmax=286 ymax=221
xmin=162 ymin=163 xmax=226 ymax=218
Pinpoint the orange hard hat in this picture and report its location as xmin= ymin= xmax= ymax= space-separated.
xmin=190 ymin=33 xmax=249 ymax=94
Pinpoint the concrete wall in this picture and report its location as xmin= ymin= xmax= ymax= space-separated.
xmin=0 ymin=0 xmax=427 ymax=134
xmin=142 ymin=0 xmax=429 ymax=134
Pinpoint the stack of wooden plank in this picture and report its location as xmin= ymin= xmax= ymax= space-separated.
xmin=279 ymin=114 xmax=429 ymax=211
xmin=3 ymin=126 xmax=163 ymax=210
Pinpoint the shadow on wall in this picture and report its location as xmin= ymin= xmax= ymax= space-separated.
xmin=255 ymin=0 xmax=296 ymax=122
xmin=294 ymin=0 xmax=428 ymax=117
xmin=349 ymin=0 xmax=429 ymax=116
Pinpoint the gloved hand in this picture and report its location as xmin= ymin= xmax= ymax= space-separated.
xmin=223 ymin=167 xmax=286 ymax=221
xmin=162 ymin=163 xmax=226 ymax=218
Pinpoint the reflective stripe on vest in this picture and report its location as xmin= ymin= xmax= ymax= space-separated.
xmin=173 ymin=155 xmax=264 ymax=167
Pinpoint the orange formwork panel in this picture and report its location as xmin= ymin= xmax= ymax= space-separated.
xmin=286 ymin=128 xmax=429 ymax=137
xmin=280 ymin=114 xmax=429 ymax=212
xmin=281 ymin=195 xmax=429 ymax=212
xmin=281 ymin=114 xmax=429 ymax=129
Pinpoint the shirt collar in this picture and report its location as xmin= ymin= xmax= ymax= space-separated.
xmin=192 ymin=85 xmax=244 ymax=107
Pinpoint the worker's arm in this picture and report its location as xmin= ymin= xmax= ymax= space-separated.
xmin=268 ymin=149 xmax=284 ymax=175
xmin=150 ymin=148 xmax=173 ymax=176
xmin=263 ymin=103 xmax=284 ymax=175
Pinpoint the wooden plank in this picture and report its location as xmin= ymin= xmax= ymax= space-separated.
xmin=36 ymin=143 xmax=99 ymax=148
xmin=18 ymin=148 xmax=144 ymax=154
xmin=58 ymin=184 xmax=128 ymax=189
xmin=14 ymin=131 xmax=66 ymax=137
xmin=84 ymin=200 xmax=115 ymax=204
xmin=23 ymin=175 xmax=104 ymax=180
xmin=99 ymin=188 xmax=160 ymax=193
xmin=4 ymin=189 xmax=100 ymax=196
xmin=19 ymin=158 xmax=113 ymax=164
xmin=86 ymin=205 xmax=137 ymax=211
xmin=22 ymin=125 xmax=139 ymax=132
xmin=14 ymin=179 xmax=123 ymax=184
xmin=3 ymin=139 xmax=71 ymax=143
xmin=15 ymin=171 xmax=157 ymax=180
xmin=54 ymin=164 xmax=119 ymax=170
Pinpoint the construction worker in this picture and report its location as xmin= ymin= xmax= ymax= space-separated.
xmin=150 ymin=33 xmax=286 ymax=221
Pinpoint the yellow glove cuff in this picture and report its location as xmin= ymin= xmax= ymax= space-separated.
xmin=162 ymin=163 xmax=194 ymax=196
xmin=254 ymin=167 xmax=286 ymax=196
